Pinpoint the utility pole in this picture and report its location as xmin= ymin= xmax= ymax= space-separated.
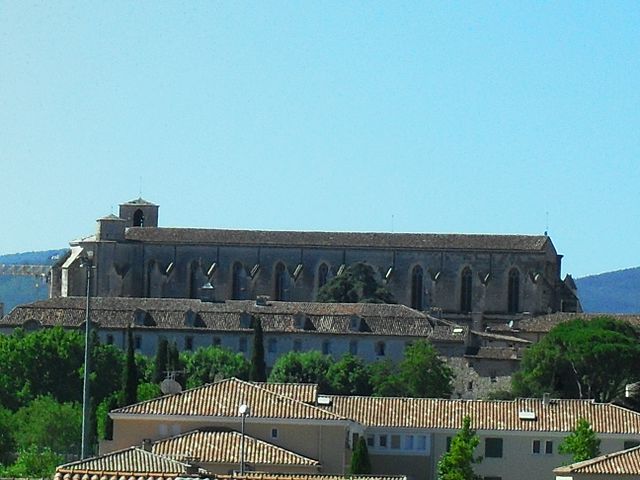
xmin=81 ymin=251 xmax=94 ymax=459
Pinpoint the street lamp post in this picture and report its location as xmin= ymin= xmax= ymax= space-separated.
xmin=239 ymin=404 xmax=250 ymax=475
xmin=80 ymin=251 xmax=94 ymax=459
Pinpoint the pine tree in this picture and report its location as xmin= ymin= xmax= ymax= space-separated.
xmin=250 ymin=317 xmax=267 ymax=382
xmin=437 ymin=416 xmax=481 ymax=480
xmin=153 ymin=337 xmax=169 ymax=384
xmin=350 ymin=436 xmax=372 ymax=474
xmin=559 ymin=418 xmax=601 ymax=463
xmin=122 ymin=328 xmax=138 ymax=405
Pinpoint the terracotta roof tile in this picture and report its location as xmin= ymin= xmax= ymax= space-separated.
xmin=554 ymin=445 xmax=640 ymax=475
xmin=231 ymin=473 xmax=407 ymax=480
xmin=152 ymin=428 xmax=319 ymax=466
xmin=3 ymin=298 xmax=431 ymax=337
xmin=112 ymin=378 xmax=345 ymax=421
xmin=327 ymin=396 xmax=640 ymax=434
xmin=55 ymin=446 xmax=204 ymax=479
xmin=124 ymin=228 xmax=549 ymax=252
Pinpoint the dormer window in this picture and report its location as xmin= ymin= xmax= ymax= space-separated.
xmin=184 ymin=309 xmax=205 ymax=328
xmin=133 ymin=309 xmax=156 ymax=327
xmin=349 ymin=315 xmax=362 ymax=332
xmin=240 ymin=313 xmax=253 ymax=329
xmin=293 ymin=313 xmax=307 ymax=329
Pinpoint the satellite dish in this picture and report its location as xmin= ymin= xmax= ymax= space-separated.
xmin=160 ymin=378 xmax=183 ymax=395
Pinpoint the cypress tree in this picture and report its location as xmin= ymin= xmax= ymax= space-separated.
xmin=123 ymin=327 xmax=138 ymax=405
xmin=250 ymin=316 xmax=267 ymax=382
xmin=153 ymin=337 xmax=169 ymax=383
xmin=350 ymin=436 xmax=372 ymax=474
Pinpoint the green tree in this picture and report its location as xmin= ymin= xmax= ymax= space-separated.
xmin=317 ymin=262 xmax=395 ymax=304
xmin=13 ymin=396 xmax=81 ymax=455
xmin=96 ymin=393 xmax=120 ymax=441
xmin=512 ymin=317 xmax=640 ymax=402
xmin=559 ymin=418 xmax=601 ymax=463
xmin=184 ymin=346 xmax=250 ymax=389
xmin=137 ymin=382 xmax=162 ymax=401
xmin=368 ymin=359 xmax=406 ymax=397
xmin=123 ymin=328 xmax=138 ymax=405
xmin=268 ymin=351 xmax=334 ymax=392
xmin=0 ymin=445 xmax=62 ymax=478
xmin=399 ymin=340 xmax=453 ymax=398
xmin=0 ymin=327 xmax=84 ymax=409
xmin=327 ymin=354 xmax=371 ymax=395
xmin=0 ymin=405 xmax=15 ymax=464
xmin=92 ymin=341 xmax=125 ymax=405
xmin=437 ymin=416 xmax=482 ymax=480
xmin=250 ymin=317 xmax=267 ymax=382
xmin=153 ymin=337 xmax=170 ymax=383
xmin=350 ymin=436 xmax=372 ymax=474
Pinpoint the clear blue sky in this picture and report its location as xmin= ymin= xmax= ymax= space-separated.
xmin=1 ymin=1 xmax=638 ymax=278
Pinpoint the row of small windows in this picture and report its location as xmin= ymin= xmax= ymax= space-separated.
xmin=366 ymin=433 xmax=428 ymax=452
xmin=120 ymin=334 xmax=391 ymax=357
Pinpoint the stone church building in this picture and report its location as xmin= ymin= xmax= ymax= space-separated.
xmin=50 ymin=198 xmax=580 ymax=319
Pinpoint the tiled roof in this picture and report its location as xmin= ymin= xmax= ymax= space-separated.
xmin=2 ymin=298 xmax=431 ymax=337
xmin=54 ymin=446 xmax=204 ymax=480
xmin=152 ymin=428 xmax=319 ymax=466
xmin=471 ymin=330 xmax=531 ymax=344
xmin=112 ymin=378 xmax=346 ymax=421
xmin=228 ymin=473 xmax=407 ymax=480
xmin=122 ymin=197 xmax=157 ymax=206
xmin=464 ymin=347 xmax=521 ymax=360
xmin=327 ymin=396 xmax=640 ymax=434
xmin=124 ymin=228 xmax=549 ymax=252
xmin=113 ymin=378 xmax=640 ymax=436
xmin=429 ymin=325 xmax=467 ymax=343
xmin=554 ymin=445 xmax=640 ymax=475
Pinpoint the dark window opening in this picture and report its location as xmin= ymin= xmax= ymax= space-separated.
xmin=485 ymin=438 xmax=503 ymax=458
xmin=185 ymin=336 xmax=193 ymax=351
xmin=134 ymin=335 xmax=142 ymax=350
xmin=375 ymin=341 xmax=386 ymax=356
xmin=232 ymin=262 xmax=243 ymax=300
xmin=318 ymin=263 xmax=329 ymax=289
xmin=508 ymin=269 xmax=520 ymax=313
xmin=411 ymin=265 xmax=424 ymax=310
xmin=274 ymin=263 xmax=286 ymax=301
xmin=106 ymin=334 xmax=114 ymax=345
xmin=188 ymin=261 xmax=199 ymax=299
xmin=460 ymin=267 xmax=473 ymax=313
xmin=133 ymin=209 xmax=145 ymax=227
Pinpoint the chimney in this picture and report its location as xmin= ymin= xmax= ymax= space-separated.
xmin=542 ymin=393 xmax=551 ymax=406
xmin=142 ymin=438 xmax=152 ymax=451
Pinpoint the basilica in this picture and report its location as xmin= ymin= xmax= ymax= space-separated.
xmin=50 ymin=198 xmax=580 ymax=320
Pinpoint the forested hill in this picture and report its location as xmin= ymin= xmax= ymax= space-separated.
xmin=0 ymin=249 xmax=68 ymax=314
xmin=575 ymin=267 xmax=640 ymax=314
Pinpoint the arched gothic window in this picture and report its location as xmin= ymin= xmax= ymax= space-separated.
xmin=460 ymin=267 xmax=473 ymax=313
xmin=133 ymin=209 xmax=145 ymax=227
xmin=274 ymin=263 xmax=287 ymax=301
xmin=188 ymin=261 xmax=199 ymax=299
xmin=411 ymin=265 xmax=424 ymax=310
xmin=232 ymin=262 xmax=243 ymax=300
xmin=508 ymin=269 xmax=520 ymax=313
xmin=318 ymin=263 xmax=329 ymax=289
